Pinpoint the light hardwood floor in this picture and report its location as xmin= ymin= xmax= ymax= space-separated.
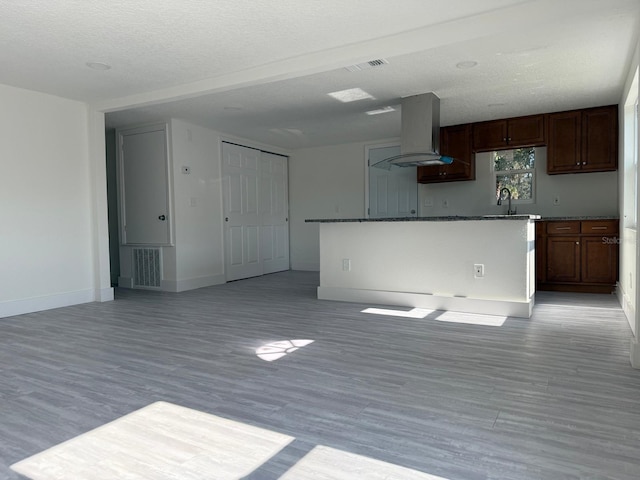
xmin=1 ymin=271 xmax=639 ymax=479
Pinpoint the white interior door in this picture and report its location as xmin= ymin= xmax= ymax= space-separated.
xmin=119 ymin=126 xmax=171 ymax=245
xmin=260 ymin=152 xmax=290 ymax=274
xmin=222 ymin=143 xmax=261 ymax=281
xmin=368 ymin=145 xmax=418 ymax=218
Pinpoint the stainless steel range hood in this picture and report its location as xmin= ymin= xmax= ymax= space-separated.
xmin=372 ymin=92 xmax=453 ymax=169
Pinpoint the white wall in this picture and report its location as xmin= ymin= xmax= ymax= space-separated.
xmin=419 ymin=148 xmax=618 ymax=217
xmin=289 ymin=140 xmax=619 ymax=270
xmin=289 ymin=141 xmax=371 ymax=270
xmin=0 ymin=83 xmax=111 ymax=317
xmin=170 ymin=119 xmax=226 ymax=291
xmin=317 ymin=219 xmax=535 ymax=317
xmin=618 ymin=37 xmax=640 ymax=367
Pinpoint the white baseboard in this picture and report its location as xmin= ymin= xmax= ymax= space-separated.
xmin=0 ymin=289 xmax=95 ymax=319
xmin=163 ymin=274 xmax=226 ymax=293
xmin=96 ymin=287 xmax=114 ymax=302
xmin=317 ymin=286 xmax=534 ymax=318
xmin=291 ymin=262 xmax=320 ymax=272
xmin=617 ymin=282 xmax=636 ymax=335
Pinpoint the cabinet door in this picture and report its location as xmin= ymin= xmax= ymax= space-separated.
xmin=581 ymin=236 xmax=618 ymax=284
xmin=547 ymin=110 xmax=582 ymax=174
xmin=416 ymin=164 xmax=442 ymax=183
xmin=418 ymin=124 xmax=474 ymax=183
xmin=473 ymin=120 xmax=508 ymax=152
xmin=546 ymin=236 xmax=581 ymax=282
xmin=582 ymin=105 xmax=618 ymax=172
xmin=508 ymin=115 xmax=545 ymax=147
xmin=440 ymin=124 xmax=474 ymax=181
xmin=535 ymin=222 xmax=546 ymax=285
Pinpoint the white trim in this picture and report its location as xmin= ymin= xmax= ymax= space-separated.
xmin=617 ymin=281 xmax=636 ymax=335
xmin=95 ymin=287 xmax=115 ymax=302
xmin=162 ymin=274 xmax=227 ymax=293
xmin=317 ymin=286 xmax=534 ymax=318
xmin=0 ymin=289 xmax=96 ymax=319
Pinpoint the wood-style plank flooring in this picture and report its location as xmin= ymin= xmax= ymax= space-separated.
xmin=1 ymin=271 xmax=639 ymax=479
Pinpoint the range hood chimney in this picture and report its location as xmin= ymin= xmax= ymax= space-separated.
xmin=372 ymin=92 xmax=453 ymax=169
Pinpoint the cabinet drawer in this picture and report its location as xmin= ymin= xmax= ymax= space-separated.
xmin=581 ymin=220 xmax=618 ymax=234
xmin=546 ymin=221 xmax=580 ymax=234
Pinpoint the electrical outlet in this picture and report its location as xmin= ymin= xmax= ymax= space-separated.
xmin=553 ymin=195 xmax=560 ymax=206
xmin=342 ymin=259 xmax=351 ymax=271
xmin=474 ymin=264 xmax=484 ymax=278
xmin=424 ymin=197 xmax=434 ymax=207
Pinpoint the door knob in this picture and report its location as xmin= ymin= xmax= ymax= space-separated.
xmin=158 ymin=215 xmax=166 ymax=221
xmin=225 ymin=217 xmax=229 ymax=222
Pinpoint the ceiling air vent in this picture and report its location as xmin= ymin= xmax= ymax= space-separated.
xmin=345 ymin=59 xmax=388 ymax=72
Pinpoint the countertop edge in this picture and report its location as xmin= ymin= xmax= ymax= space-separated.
xmin=305 ymin=215 xmax=620 ymax=223
xmin=305 ymin=215 xmax=540 ymax=223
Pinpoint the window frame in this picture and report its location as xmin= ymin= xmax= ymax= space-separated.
xmin=490 ymin=147 xmax=537 ymax=205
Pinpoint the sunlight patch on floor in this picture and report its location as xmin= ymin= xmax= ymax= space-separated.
xmin=280 ymin=445 xmax=450 ymax=479
xmin=361 ymin=307 xmax=435 ymax=318
xmin=256 ymin=339 xmax=315 ymax=361
xmin=11 ymin=402 xmax=294 ymax=480
xmin=12 ymin=401 xmax=450 ymax=480
xmin=436 ymin=311 xmax=506 ymax=327
xmin=362 ymin=307 xmax=506 ymax=326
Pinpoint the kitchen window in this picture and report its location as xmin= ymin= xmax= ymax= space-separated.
xmin=492 ymin=147 xmax=536 ymax=203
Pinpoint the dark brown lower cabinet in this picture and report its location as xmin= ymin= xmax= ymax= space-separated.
xmin=536 ymin=220 xmax=618 ymax=293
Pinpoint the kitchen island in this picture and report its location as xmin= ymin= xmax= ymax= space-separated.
xmin=306 ymin=215 xmax=539 ymax=318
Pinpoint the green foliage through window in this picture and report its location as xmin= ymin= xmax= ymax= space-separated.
xmin=493 ymin=148 xmax=535 ymax=201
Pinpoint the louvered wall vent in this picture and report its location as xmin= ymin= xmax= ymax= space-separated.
xmin=132 ymin=248 xmax=162 ymax=289
xmin=345 ymin=59 xmax=389 ymax=72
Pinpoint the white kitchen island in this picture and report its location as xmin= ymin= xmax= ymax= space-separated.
xmin=307 ymin=215 xmax=538 ymax=318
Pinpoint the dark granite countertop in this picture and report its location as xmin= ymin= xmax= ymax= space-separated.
xmin=536 ymin=216 xmax=619 ymax=221
xmin=305 ymin=215 xmax=540 ymax=223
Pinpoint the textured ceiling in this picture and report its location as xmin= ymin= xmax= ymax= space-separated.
xmin=1 ymin=0 xmax=639 ymax=149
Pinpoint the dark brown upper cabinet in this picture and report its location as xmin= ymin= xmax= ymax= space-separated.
xmin=547 ymin=105 xmax=617 ymax=174
xmin=472 ymin=114 xmax=545 ymax=152
xmin=417 ymin=124 xmax=475 ymax=184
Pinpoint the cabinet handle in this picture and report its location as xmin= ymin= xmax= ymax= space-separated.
xmin=503 ymin=137 xmax=507 ymax=142
xmin=576 ymin=241 xmax=579 ymax=245
xmin=590 ymin=226 xmax=607 ymax=230
xmin=576 ymin=162 xmax=580 ymax=166
xmin=582 ymin=161 xmax=587 ymax=165
xmin=555 ymin=227 xmax=572 ymax=230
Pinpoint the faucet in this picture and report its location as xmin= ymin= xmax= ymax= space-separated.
xmin=497 ymin=187 xmax=516 ymax=215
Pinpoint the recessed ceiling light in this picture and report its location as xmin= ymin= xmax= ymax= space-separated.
xmin=86 ymin=61 xmax=111 ymax=70
xmin=366 ymin=106 xmax=396 ymax=115
xmin=327 ymin=88 xmax=375 ymax=103
xmin=456 ymin=60 xmax=478 ymax=69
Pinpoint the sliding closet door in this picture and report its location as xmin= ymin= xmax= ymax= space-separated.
xmin=261 ymin=152 xmax=289 ymax=274
xmin=222 ymin=143 xmax=289 ymax=281
xmin=222 ymin=143 xmax=261 ymax=281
